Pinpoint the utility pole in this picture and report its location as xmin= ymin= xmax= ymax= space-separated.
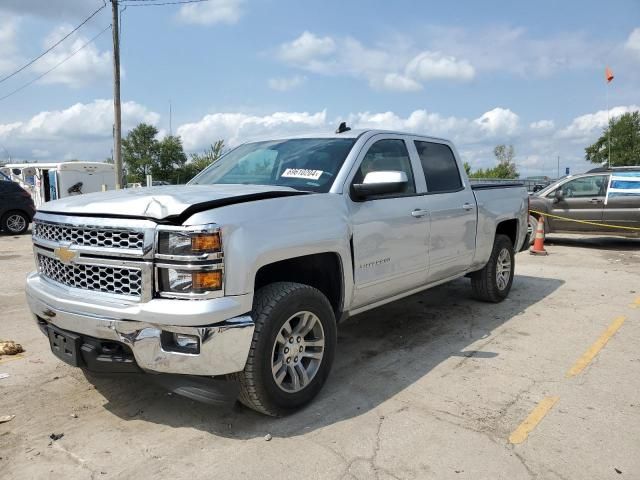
xmin=111 ymin=0 xmax=123 ymax=189
xmin=556 ymin=155 xmax=560 ymax=179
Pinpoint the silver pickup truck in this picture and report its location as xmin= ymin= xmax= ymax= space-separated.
xmin=26 ymin=129 xmax=529 ymax=415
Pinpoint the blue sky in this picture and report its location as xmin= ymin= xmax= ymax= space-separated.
xmin=0 ymin=0 xmax=639 ymax=176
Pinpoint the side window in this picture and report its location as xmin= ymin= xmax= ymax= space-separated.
xmin=560 ymin=175 xmax=607 ymax=198
xmin=352 ymin=139 xmax=416 ymax=196
xmin=414 ymin=141 xmax=463 ymax=193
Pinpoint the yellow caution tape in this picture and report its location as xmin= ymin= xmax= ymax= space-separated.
xmin=529 ymin=209 xmax=640 ymax=232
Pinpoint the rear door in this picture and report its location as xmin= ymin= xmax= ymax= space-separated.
xmin=412 ymin=139 xmax=477 ymax=281
xmin=603 ymin=171 xmax=640 ymax=231
xmin=549 ymin=175 xmax=608 ymax=232
xmin=347 ymin=135 xmax=430 ymax=309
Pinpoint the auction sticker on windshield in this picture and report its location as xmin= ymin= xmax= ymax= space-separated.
xmin=281 ymin=168 xmax=323 ymax=180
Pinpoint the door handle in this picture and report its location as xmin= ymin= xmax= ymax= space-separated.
xmin=590 ymin=198 xmax=603 ymax=204
xmin=463 ymin=202 xmax=474 ymax=211
xmin=411 ymin=209 xmax=429 ymax=218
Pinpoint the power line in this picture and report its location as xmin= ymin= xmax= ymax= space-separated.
xmin=122 ymin=0 xmax=210 ymax=6
xmin=0 ymin=4 xmax=107 ymax=85
xmin=0 ymin=25 xmax=112 ymax=103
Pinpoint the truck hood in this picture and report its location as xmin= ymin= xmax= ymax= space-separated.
xmin=38 ymin=184 xmax=309 ymax=223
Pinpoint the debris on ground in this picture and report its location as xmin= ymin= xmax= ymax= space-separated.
xmin=264 ymin=433 xmax=272 ymax=441
xmin=0 ymin=340 xmax=24 ymax=356
xmin=49 ymin=433 xmax=64 ymax=441
xmin=70 ymin=413 xmax=78 ymax=418
xmin=0 ymin=415 xmax=15 ymax=423
xmin=0 ymin=373 xmax=9 ymax=380
xmin=615 ymin=468 xmax=622 ymax=474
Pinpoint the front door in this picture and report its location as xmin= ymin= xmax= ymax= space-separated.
xmin=348 ymin=137 xmax=430 ymax=309
xmin=549 ymin=175 xmax=608 ymax=232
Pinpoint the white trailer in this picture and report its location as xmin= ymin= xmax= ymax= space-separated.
xmin=0 ymin=162 xmax=115 ymax=208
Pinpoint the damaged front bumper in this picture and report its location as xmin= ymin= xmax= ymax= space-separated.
xmin=26 ymin=272 xmax=255 ymax=377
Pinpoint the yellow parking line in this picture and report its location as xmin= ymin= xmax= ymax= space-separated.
xmin=509 ymin=396 xmax=560 ymax=444
xmin=566 ymin=316 xmax=626 ymax=378
xmin=629 ymin=297 xmax=640 ymax=309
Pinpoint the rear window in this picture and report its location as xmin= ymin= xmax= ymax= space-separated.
xmin=414 ymin=141 xmax=463 ymax=193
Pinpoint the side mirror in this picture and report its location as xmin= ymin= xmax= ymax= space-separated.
xmin=553 ymin=189 xmax=563 ymax=202
xmin=352 ymin=171 xmax=408 ymax=200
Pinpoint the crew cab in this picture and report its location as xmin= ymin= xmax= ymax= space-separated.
xmin=25 ymin=129 xmax=529 ymax=415
xmin=528 ymin=167 xmax=640 ymax=239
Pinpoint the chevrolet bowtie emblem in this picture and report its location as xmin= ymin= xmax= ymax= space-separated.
xmin=54 ymin=246 xmax=78 ymax=265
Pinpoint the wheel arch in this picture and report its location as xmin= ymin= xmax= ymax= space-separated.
xmin=254 ymin=252 xmax=345 ymax=319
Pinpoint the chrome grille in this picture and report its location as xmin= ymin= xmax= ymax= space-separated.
xmin=33 ymin=221 xmax=145 ymax=250
xmin=37 ymin=254 xmax=143 ymax=297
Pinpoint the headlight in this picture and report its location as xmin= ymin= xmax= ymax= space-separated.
xmin=155 ymin=224 xmax=224 ymax=299
xmin=158 ymin=231 xmax=221 ymax=256
xmin=158 ymin=268 xmax=223 ymax=294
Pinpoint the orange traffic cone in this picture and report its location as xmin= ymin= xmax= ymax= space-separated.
xmin=529 ymin=216 xmax=548 ymax=255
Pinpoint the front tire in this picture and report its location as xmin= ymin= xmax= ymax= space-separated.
xmin=470 ymin=234 xmax=515 ymax=303
xmin=1 ymin=211 xmax=29 ymax=234
xmin=232 ymin=282 xmax=337 ymax=416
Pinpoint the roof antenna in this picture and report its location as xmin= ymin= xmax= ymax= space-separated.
xmin=335 ymin=122 xmax=351 ymax=134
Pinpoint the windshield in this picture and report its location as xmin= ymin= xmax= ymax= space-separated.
xmin=189 ymin=138 xmax=357 ymax=193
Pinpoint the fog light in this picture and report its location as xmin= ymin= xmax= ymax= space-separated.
xmin=173 ymin=333 xmax=200 ymax=353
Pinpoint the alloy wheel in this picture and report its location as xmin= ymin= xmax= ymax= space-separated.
xmin=271 ymin=311 xmax=325 ymax=393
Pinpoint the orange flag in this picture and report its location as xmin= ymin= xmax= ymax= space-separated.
xmin=605 ymin=66 xmax=614 ymax=83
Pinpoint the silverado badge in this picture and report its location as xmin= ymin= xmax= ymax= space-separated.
xmin=54 ymin=246 xmax=78 ymax=265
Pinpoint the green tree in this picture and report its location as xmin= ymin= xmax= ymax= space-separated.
xmin=463 ymin=161 xmax=472 ymax=176
xmin=122 ymin=123 xmax=160 ymax=183
xmin=154 ymin=135 xmax=187 ymax=183
xmin=585 ymin=111 xmax=640 ymax=166
xmin=466 ymin=144 xmax=519 ymax=179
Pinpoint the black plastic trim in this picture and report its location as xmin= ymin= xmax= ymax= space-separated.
xmin=471 ymin=183 xmax=525 ymax=190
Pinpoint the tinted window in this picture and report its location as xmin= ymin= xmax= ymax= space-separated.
xmin=560 ymin=175 xmax=608 ymax=198
xmin=190 ymin=138 xmax=356 ymax=193
xmin=352 ymin=139 xmax=416 ymax=197
xmin=414 ymin=141 xmax=463 ymax=193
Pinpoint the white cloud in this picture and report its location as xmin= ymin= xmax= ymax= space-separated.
xmin=177 ymin=110 xmax=327 ymax=150
xmin=529 ymin=120 xmax=555 ymax=130
xmin=625 ymin=28 xmax=640 ymax=57
xmin=277 ymin=31 xmax=336 ymax=72
xmin=405 ymin=51 xmax=475 ymax=81
xmin=0 ymin=99 xmax=160 ymax=160
xmin=377 ymin=73 xmax=423 ymax=92
xmin=275 ymin=32 xmax=475 ymax=92
xmin=473 ymin=108 xmax=520 ymax=136
xmin=177 ymin=0 xmax=244 ymax=26
xmin=29 ymin=25 xmax=111 ymax=87
xmin=268 ymin=75 xmax=307 ymax=91
xmin=558 ymin=105 xmax=640 ymax=141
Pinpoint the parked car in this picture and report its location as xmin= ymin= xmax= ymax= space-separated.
xmin=25 ymin=128 xmax=529 ymax=415
xmin=0 ymin=179 xmax=36 ymax=234
xmin=528 ymin=167 xmax=640 ymax=240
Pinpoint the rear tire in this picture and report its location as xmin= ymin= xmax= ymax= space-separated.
xmin=470 ymin=234 xmax=515 ymax=303
xmin=1 ymin=211 xmax=29 ymax=234
xmin=528 ymin=215 xmax=538 ymax=245
xmin=231 ymin=282 xmax=337 ymax=416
